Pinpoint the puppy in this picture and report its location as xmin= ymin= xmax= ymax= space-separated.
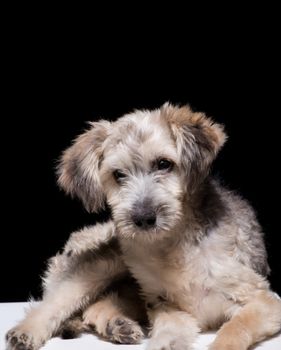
xmin=6 ymin=104 xmax=281 ymax=350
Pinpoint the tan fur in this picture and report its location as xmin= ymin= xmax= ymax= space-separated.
xmin=162 ymin=103 xmax=226 ymax=151
xmin=83 ymin=293 xmax=144 ymax=343
xmin=6 ymin=104 xmax=281 ymax=350
xmin=210 ymin=290 xmax=281 ymax=349
xmin=57 ymin=120 xmax=111 ymax=212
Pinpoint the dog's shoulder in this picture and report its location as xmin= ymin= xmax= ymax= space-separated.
xmin=198 ymin=178 xmax=270 ymax=277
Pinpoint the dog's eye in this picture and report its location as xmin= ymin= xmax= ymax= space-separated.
xmin=113 ymin=170 xmax=126 ymax=182
xmin=157 ymin=159 xmax=173 ymax=171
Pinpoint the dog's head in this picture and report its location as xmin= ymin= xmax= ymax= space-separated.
xmin=57 ymin=104 xmax=226 ymax=238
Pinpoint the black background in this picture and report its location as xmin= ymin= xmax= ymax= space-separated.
xmin=1 ymin=13 xmax=280 ymax=301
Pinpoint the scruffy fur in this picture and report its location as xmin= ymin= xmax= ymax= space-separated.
xmin=6 ymin=104 xmax=281 ymax=350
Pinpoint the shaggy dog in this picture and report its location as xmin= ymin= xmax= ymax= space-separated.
xmin=6 ymin=104 xmax=281 ymax=350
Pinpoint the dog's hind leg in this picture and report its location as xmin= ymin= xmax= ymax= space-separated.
xmin=82 ymin=291 xmax=145 ymax=344
xmin=209 ymin=290 xmax=281 ymax=350
xmin=57 ymin=275 xmax=147 ymax=344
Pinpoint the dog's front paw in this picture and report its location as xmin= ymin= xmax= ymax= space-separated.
xmin=106 ymin=317 xmax=144 ymax=344
xmin=5 ymin=327 xmax=38 ymax=350
xmin=147 ymin=332 xmax=190 ymax=350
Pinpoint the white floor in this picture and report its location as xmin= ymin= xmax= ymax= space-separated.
xmin=1 ymin=303 xmax=280 ymax=349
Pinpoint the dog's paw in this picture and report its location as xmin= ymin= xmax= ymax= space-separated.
xmin=5 ymin=327 xmax=38 ymax=350
xmin=105 ymin=317 xmax=144 ymax=344
xmin=146 ymin=333 xmax=190 ymax=350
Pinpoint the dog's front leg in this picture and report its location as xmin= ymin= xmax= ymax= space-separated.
xmin=209 ymin=290 xmax=281 ymax=350
xmin=6 ymin=278 xmax=93 ymax=350
xmin=146 ymin=304 xmax=200 ymax=350
xmin=6 ymin=222 xmax=126 ymax=350
xmin=62 ymin=221 xmax=115 ymax=257
xmin=6 ymin=256 xmax=126 ymax=350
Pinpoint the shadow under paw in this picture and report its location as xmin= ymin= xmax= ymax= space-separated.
xmin=106 ymin=317 xmax=144 ymax=344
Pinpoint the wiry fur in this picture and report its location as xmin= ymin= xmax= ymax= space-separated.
xmin=6 ymin=104 xmax=281 ymax=350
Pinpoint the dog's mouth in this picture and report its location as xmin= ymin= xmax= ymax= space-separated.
xmin=116 ymin=221 xmax=162 ymax=238
xmin=114 ymin=211 xmax=182 ymax=239
xmin=115 ymin=217 xmax=158 ymax=236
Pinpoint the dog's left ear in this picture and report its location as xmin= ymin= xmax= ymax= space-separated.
xmin=57 ymin=120 xmax=111 ymax=212
xmin=163 ymin=103 xmax=227 ymax=191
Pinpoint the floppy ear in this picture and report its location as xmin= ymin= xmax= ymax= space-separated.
xmin=163 ymin=103 xmax=227 ymax=192
xmin=57 ymin=120 xmax=111 ymax=212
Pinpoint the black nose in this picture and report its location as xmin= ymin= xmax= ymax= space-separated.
xmin=132 ymin=207 xmax=157 ymax=230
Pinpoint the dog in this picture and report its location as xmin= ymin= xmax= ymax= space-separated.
xmin=6 ymin=104 xmax=281 ymax=350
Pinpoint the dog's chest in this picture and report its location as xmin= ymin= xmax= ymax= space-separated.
xmin=121 ymin=239 xmax=207 ymax=302
xmin=120 ymin=237 xmax=236 ymax=329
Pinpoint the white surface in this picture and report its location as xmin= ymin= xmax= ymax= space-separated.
xmin=0 ymin=302 xmax=280 ymax=349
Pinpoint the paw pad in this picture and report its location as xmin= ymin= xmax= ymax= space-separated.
xmin=6 ymin=329 xmax=35 ymax=350
xmin=106 ymin=317 xmax=143 ymax=344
